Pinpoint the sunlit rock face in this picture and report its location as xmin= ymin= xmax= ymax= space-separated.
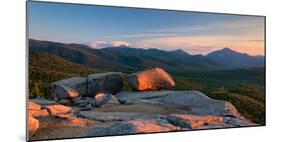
xmin=54 ymin=114 xmax=96 ymax=127
xmin=28 ymin=116 xmax=39 ymax=136
xmin=128 ymin=68 xmax=175 ymax=91
xmin=29 ymin=101 xmax=41 ymax=111
xmin=130 ymin=119 xmax=179 ymax=133
xmin=45 ymin=105 xmax=72 ymax=115
xmin=29 ymin=109 xmax=49 ymax=118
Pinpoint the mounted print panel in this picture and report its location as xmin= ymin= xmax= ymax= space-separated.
xmin=27 ymin=1 xmax=265 ymax=141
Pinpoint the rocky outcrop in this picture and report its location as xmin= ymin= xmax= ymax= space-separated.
xmin=50 ymin=72 xmax=123 ymax=99
xmin=28 ymin=116 xmax=39 ymax=136
xmin=52 ymin=77 xmax=87 ymax=97
xmin=81 ymin=119 xmax=179 ymax=137
xmin=94 ymin=93 xmax=119 ymax=107
xmin=54 ymin=114 xmax=95 ymax=127
xmin=45 ymin=105 xmax=72 ymax=115
xmin=29 ymin=101 xmax=41 ymax=111
xmin=51 ymin=83 xmax=80 ymax=101
xmin=116 ymin=91 xmax=241 ymax=117
xmin=30 ymin=99 xmax=58 ymax=106
xmin=29 ymin=70 xmax=259 ymax=140
xmin=29 ymin=109 xmax=49 ymax=118
xmin=128 ymin=68 xmax=175 ymax=91
xmin=87 ymin=72 xmax=123 ymax=96
xmin=77 ymin=111 xmax=164 ymax=122
xmin=73 ymin=97 xmax=94 ymax=108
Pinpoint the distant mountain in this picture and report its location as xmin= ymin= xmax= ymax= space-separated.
xmin=207 ymin=47 xmax=264 ymax=69
xmin=29 ymin=39 xmax=264 ymax=72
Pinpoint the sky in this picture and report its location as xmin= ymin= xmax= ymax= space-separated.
xmin=28 ymin=1 xmax=265 ymax=56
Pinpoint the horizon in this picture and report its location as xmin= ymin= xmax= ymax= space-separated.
xmin=28 ymin=1 xmax=265 ymax=56
xmin=29 ymin=38 xmax=264 ymax=57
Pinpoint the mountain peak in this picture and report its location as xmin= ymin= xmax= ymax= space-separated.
xmin=170 ymin=49 xmax=190 ymax=56
xmin=221 ymin=47 xmax=233 ymax=52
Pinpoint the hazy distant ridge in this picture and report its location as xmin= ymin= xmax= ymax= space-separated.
xmin=29 ymin=39 xmax=264 ymax=72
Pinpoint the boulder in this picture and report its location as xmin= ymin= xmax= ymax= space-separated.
xmin=128 ymin=68 xmax=175 ymax=91
xmin=53 ymin=77 xmax=87 ymax=96
xmin=73 ymin=97 xmax=94 ymax=107
xmin=50 ymin=72 xmax=123 ymax=98
xmin=58 ymin=99 xmax=71 ymax=105
xmin=30 ymin=99 xmax=58 ymax=106
xmin=45 ymin=105 xmax=72 ymax=115
xmin=87 ymin=72 xmax=123 ymax=96
xmin=94 ymin=93 xmax=119 ymax=107
xmin=28 ymin=116 xmax=39 ymax=136
xmin=116 ymin=91 xmax=241 ymax=117
xmin=29 ymin=109 xmax=49 ymax=118
xmin=28 ymin=101 xmax=41 ymax=111
xmin=51 ymin=83 xmax=79 ymax=101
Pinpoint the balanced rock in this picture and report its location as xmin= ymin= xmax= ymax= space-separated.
xmin=28 ymin=116 xmax=39 ymax=136
xmin=45 ymin=105 xmax=72 ymax=115
xmin=94 ymin=93 xmax=119 ymax=107
xmin=128 ymin=68 xmax=175 ymax=91
xmin=87 ymin=72 xmax=123 ymax=96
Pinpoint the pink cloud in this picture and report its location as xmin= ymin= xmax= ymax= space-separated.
xmin=111 ymin=41 xmax=129 ymax=47
xmin=90 ymin=41 xmax=129 ymax=48
xmin=90 ymin=41 xmax=107 ymax=48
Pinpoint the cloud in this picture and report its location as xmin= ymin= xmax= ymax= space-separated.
xmin=90 ymin=41 xmax=129 ymax=48
xmin=111 ymin=41 xmax=129 ymax=47
xmin=90 ymin=41 xmax=109 ymax=48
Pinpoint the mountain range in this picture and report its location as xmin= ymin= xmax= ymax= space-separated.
xmin=29 ymin=39 xmax=264 ymax=72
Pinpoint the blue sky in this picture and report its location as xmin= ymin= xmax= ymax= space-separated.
xmin=28 ymin=1 xmax=265 ymax=55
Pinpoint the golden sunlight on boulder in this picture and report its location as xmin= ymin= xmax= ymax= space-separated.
xmin=29 ymin=109 xmax=49 ymax=118
xmin=128 ymin=68 xmax=175 ymax=91
xmin=45 ymin=105 xmax=72 ymax=115
xmin=29 ymin=101 xmax=41 ymax=111
xmin=55 ymin=114 xmax=97 ymax=127
xmin=28 ymin=115 xmax=39 ymax=136
xmin=130 ymin=119 xmax=179 ymax=133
